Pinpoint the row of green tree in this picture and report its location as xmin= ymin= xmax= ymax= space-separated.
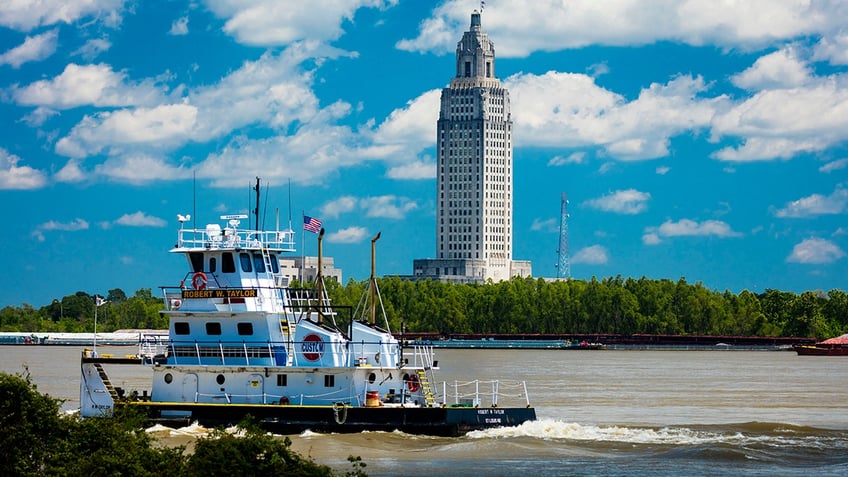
xmin=2 ymin=276 xmax=846 ymax=339
xmin=328 ymin=276 xmax=847 ymax=339
xmin=1 ymin=372 xmax=366 ymax=476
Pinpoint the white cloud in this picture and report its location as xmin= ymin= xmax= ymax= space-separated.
xmin=0 ymin=29 xmax=58 ymax=68
xmin=644 ymin=218 xmax=742 ymax=243
xmin=206 ymin=0 xmax=398 ymax=47
xmin=0 ymin=0 xmax=125 ymax=31
xmin=530 ymin=218 xmax=558 ymax=233
xmin=397 ymin=0 xmax=848 ymax=56
xmin=95 ymin=154 xmax=192 ymax=184
xmin=819 ymin=158 xmax=848 ymax=173
xmin=12 ymin=63 xmax=167 ymax=109
xmin=72 ymin=38 xmax=111 ymax=60
xmin=813 ymin=32 xmax=848 ymax=65
xmin=321 ymin=196 xmax=358 ymax=218
xmin=508 ymin=72 xmax=724 ymax=160
xmin=386 ymin=159 xmax=435 ymax=180
xmin=115 ymin=211 xmax=167 ymax=227
xmin=320 ymin=195 xmax=417 ymax=220
xmin=0 ymin=148 xmax=47 ymax=189
xmin=31 ymin=217 xmax=89 ymax=242
xmin=786 ymin=237 xmax=845 ymax=264
xmin=711 ymin=82 xmax=848 ymax=162
xmin=571 ymin=245 xmax=609 ymax=265
xmin=327 ymin=226 xmax=369 ymax=244
xmin=773 ymin=186 xmax=848 ymax=218
xmin=54 ymin=159 xmax=85 ymax=183
xmin=548 ymin=152 xmax=586 ymax=166
xmin=656 ymin=166 xmax=670 ymax=175
xmin=169 ymin=16 xmax=189 ymax=35
xmin=584 ymin=189 xmax=650 ymax=214
xmin=731 ymin=46 xmax=812 ymax=91
xmin=56 ymin=104 xmax=198 ymax=157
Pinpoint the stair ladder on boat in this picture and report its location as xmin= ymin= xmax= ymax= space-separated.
xmin=92 ymin=363 xmax=120 ymax=401
xmin=278 ymin=318 xmax=295 ymax=366
xmin=415 ymin=369 xmax=437 ymax=407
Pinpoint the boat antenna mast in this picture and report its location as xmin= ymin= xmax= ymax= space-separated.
xmin=253 ymin=176 xmax=260 ymax=231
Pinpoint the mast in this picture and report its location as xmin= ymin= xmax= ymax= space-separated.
xmin=369 ymin=232 xmax=381 ymax=325
xmin=253 ymin=177 xmax=260 ymax=231
xmin=315 ymin=228 xmax=325 ymax=324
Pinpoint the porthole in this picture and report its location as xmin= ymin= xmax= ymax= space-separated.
xmin=368 ymin=372 xmax=376 ymax=384
xmin=164 ymin=373 xmax=173 ymax=384
xmin=216 ymin=374 xmax=225 ymax=385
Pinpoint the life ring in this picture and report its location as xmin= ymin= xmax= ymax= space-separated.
xmin=191 ymin=272 xmax=207 ymax=290
xmin=408 ymin=374 xmax=420 ymax=393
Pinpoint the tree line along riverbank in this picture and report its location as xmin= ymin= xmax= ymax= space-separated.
xmin=1 ymin=275 xmax=846 ymax=340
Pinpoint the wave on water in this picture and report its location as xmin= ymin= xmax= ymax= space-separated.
xmin=467 ymin=419 xmax=848 ymax=450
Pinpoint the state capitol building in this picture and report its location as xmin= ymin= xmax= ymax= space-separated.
xmin=413 ymin=11 xmax=532 ymax=282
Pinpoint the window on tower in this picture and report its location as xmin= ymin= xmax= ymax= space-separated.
xmin=464 ymin=61 xmax=471 ymax=77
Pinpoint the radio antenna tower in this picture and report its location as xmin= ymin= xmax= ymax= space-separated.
xmin=556 ymin=192 xmax=571 ymax=279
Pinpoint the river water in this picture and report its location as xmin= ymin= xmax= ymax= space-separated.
xmin=2 ymin=345 xmax=847 ymax=476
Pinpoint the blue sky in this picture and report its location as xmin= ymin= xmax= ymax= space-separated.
xmin=2 ymin=0 xmax=847 ymax=308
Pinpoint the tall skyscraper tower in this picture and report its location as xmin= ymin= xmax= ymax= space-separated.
xmin=413 ymin=11 xmax=531 ymax=282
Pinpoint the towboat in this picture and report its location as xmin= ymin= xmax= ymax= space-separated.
xmin=80 ymin=212 xmax=535 ymax=436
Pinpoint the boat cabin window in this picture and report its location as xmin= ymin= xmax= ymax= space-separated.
xmin=240 ymin=253 xmax=252 ymax=272
xmin=222 ymin=253 xmax=235 ymax=273
xmin=206 ymin=322 xmax=222 ymax=335
xmin=277 ymin=375 xmax=287 ymax=386
xmin=324 ymin=375 xmax=335 ymax=387
xmin=209 ymin=257 xmax=217 ymax=273
xmin=253 ymin=254 xmax=266 ymax=273
xmin=189 ymin=252 xmax=204 ymax=272
xmin=174 ymin=322 xmax=190 ymax=335
xmin=269 ymin=254 xmax=279 ymax=273
xmin=237 ymin=323 xmax=253 ymax=335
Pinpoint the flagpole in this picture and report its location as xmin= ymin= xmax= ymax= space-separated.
xmin=301 ymin=211 xmax=305 ymax=284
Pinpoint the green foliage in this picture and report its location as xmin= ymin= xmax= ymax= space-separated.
xmin=186 ymin=419 xmax=334 ymax=477
xmin=0 ymin=374 xmax=361 ymax=477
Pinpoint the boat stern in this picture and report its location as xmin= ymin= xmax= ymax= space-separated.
xmin=80 ymin=352 xmax=116 ymax=417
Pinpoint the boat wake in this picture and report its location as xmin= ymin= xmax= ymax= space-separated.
xmin=467 ymin=419 xmax=848 ymax=450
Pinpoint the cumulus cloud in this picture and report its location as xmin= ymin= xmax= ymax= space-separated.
xmin=0 ymin=29 xmax=58 ymax=68
xmin=584 ymin=189 xmax=650 ymax=214
xmin=773 ymin=186 xmax=848 ymax=218
xmin=548 ymin=152 xmax=586 ymax=166
xmin=786 ymin=237 xmax=845 ymax=264
xmin=72 ymin=38 xmax=111 ymax=60
xmin=320 ymin=195 xmax=417 ymax=220
xmin=530 ymin=217 xmax=558 ymax=233
xmin=12 ymin=63 xmax=167 ymax=109
xmin=386 ymin=159 xmax=435 ymax=180
xmin=115 ymin=211 xmax=167 ymax=227
xmin=731 ymin=46 xmax=812 ymax=91
xmin=169 ymin=16 xmax=189 ymax=35
xmin=571 ymin=245 xmax=609 ymax=265
xmin=508 ymin=72 xmax=724 ymax=160
xmin=0 ymin=148 xmax=47 ymax=189
xmin=643 ymin=218 xmax=742 ymax=244
xmin=31 ymin=217 xmax=89 ymax=242
xmin=327 ymin=226 xmax=369 ymax=243
xmin=95 ymin=154 xmax=192 ymax=184
xmin=397 ymin=0 xmax=848 ymax=56
xmin=206 ymin=0 xmax=398 ymax=47
xmin=0 ymin=0 xmax=125 ymax=31
xmin=819 ymin=158 xmax=848 ymax=173
xmin=711 ymin=81 xmax=848 ymax=162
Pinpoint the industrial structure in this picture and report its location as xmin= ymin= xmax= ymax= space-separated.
xmin=557 ymin=193 xmax=571 ymax=279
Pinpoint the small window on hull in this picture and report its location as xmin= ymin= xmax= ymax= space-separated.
xmin=174 ymin=322 xmax=190 ymax=335
xmin=277 ymin=375 xmax=287 ymax=386
xmin=206 ymin=322 xmax=221 ymax=335
xmin=222 ymin=253 xmax=236 ymax=273
xmin=237 ymin=323 xmax=253 ymax=335
xmin=189 ymin=252 xmax=204 ymax=272
xmin=324 ymin=375 xmax=335 ymax=387
xmin=240 ymin=253 xmax=252 ymax=272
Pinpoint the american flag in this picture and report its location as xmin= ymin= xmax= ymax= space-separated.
xmin=303 ymin=215 xmax=322 ymax=233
